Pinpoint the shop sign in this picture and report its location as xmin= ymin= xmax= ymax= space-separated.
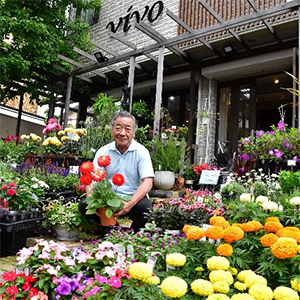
xmin=106 ymin=1 xmax=164 ymax=33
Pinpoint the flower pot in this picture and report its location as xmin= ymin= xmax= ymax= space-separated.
xmin=153 ymin=171 xmax=175 ymax=191
xmin=97 ymin=208 xmax=117 ymax=226
xmin=55 ymin=227 xmax=80 ymax=241
xmin=24 ymin=154 xmax=36 ymax=164
xmin=44 ymin=154 xmax=57 ymax=166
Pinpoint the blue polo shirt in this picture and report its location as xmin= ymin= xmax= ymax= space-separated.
xmin=93 ymin=139 xmax=154 ymax=197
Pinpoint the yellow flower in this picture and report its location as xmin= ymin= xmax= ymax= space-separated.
xmin=64 ymin=127 xmax=74 ymax=133
xmin=291 ymin=278 xmax=300 ymax=292
xmin=161 ymin=276 xmax=187 ymax=298
xmin=61 ymin=136 xmax=69 ymax=142
xmin=207 ymin=256 xmax=230 ymax=271
xmin=237 ymin=270 xmax=256 ymax=282
xmin=234 ymin=281 xmax=248 ymax=291
xmin=271 ymin=237 xmax=298 ymax=259
xmin=256 ymin=195 xmax=268 ymax=204
xmin=143 ymin=275 xmax=160 ymax=285
xmin=209 ymin=270 xmax=233 ymax=285
xmin=21 ymin=134 xmax=28 ymax=140
xmin=240 ymin=193 xmax=253 ymax=202
xmin=75 ymin=128 xmax=86 ymax=135
xmin=58 ymin=130 xmax=65 ymax=136
xmin=244 ymin=274 xmax=267 ymax=288
xmin=228 ymin=267 xmax=238 ymax=275
xmin=248 ymin=284 xmax=273 ymax=300
xmin=128 ymin=262 xmax=152 ymax=280
xmin=213 ymin=281 xmax=230 ymax=293
xmin=73 ymin=134 xmax=80 ymax=142
xmin=206 ymin=294 xmax=230 ymax=300
xmin=191 ymin=279 xmax=214 ymax=296
xmin=273 ymin=286 xmax=299 ymax=300
xmin=166 ymin=253 xmax=186 ymax=267
xmin=231 ymin=294 xmax=255 ymax=300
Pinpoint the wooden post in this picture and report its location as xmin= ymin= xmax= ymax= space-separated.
xmin=188 ymin=67 xmax=196 ymax=159
xmin=128 ymin=56 xmax=135 ymax=112
xmin=153 ymin=46 xmax=165 ymax=139
xmin=15 ymin=93 xmax=24 ymax=137
xmin=63 ymin=75 xmax=73 ymax=129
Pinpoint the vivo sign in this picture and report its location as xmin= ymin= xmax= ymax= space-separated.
xmin=106 ymin=1 xmax=164 ymax=33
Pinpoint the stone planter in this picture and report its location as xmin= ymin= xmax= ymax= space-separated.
xmin=153 ymin=171 xmax=175 ymax=191
xmin=55 ymin=227 xmax=80 ymax=241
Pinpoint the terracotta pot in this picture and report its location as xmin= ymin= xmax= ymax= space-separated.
xmin=97 ymin=208 xmax=117 ymax=226
xmin=44 ymin=154 xmax=57 ymax=166
xmin=24 ymin=154 xmax=35 ymax=164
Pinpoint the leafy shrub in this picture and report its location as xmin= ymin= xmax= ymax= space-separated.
xmin=279 ymin=170 xmax=300 ymax=194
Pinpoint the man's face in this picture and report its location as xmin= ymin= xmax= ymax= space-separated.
xmin=112 ymin=117 xmax=135 ymax=152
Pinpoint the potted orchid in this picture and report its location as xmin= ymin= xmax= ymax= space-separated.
xmin=79 ymin=156 xmax=131 ymax=223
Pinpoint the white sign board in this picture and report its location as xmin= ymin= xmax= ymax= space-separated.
xmin=199 ymin=170 xmax=221 ymax=185
xmin=287 ymin=159 xmax=296 ymax=166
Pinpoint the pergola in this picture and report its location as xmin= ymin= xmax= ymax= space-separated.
xmin=23 ymin=0 xmax=300 ymax=142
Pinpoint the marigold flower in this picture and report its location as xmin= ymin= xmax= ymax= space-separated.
xmin=206 ymin=294 xmax=230 ymax=300
xmin=240 ymin=221 xmax=256 ymax=232
xmin=80 ymin=161 xmax=95 ymax=175
xmin=213 ymin=281 xmax=230 ymax=293
xmin=97 ymin=155 xmax=111 ymax=168
xmin=128 ymin=262 xmax=152 ymax=280
xmin=251 ymin=220 xmax=264 ymax=231
xmin=182 ymin=224 xmax=192 ymax=233
xmin=207 ymin=256 xmax=230 ymax=271
xmin=79 ymin=174 xmax=93 ymax=186
xmin=290 ymin=196 xmax=300 ymax=205
xmin=186 ymin=226 xmax=205 ymax=240
xmin=161 ymin=276 xmax=187 ymax=298
xmin=237 ymin=270 xmax=256 ymax=282
xmin=223 ymin=226 xmax=244 ymax=243
xmin=266 ymin=217 xmax=280 ymax=222
xmin=231 ymin=294 xmax=255 ymax=300
xmin=244 ymin=274 xmax=267 ymax=288
xmin=277 ymin=227 xmax=300 ymax=243
xmin=191 ymin=279 xmax=214 ymax=296
xmin=209 ymin=270 xmax=233 ymax=285
xmin=256 ymin=195 xmax=268 ymax=204
xmin=166 ymin=253 xmax=186 ymax=267
xmin=291 ymin=278 xmax=300 ymax=292
xmin=234 ymin=282 xmax=248 ymax=291
xmin=210 ymin=216 xmax=230 ymax=229
xmin=216 ymin=244 xmax=233 ymax=256
xmin=262 ymin=201 xmax=279 ymax=211
xmin=271 ymin=237 xmax=298 ymax=259
xmin=248 ymin=284 xmax=273 ymax=300
xmin=143 ymin=275 xmax=160 ymax=285
xmin=112 ymin=173 xmax=125 ymax=186
xmin=205 ymin=226 xmax=224 ymax=240
xmin=260 ymin=233 xmax=278 ymax=247
xmin=91 ymin=169 xmax=106 ymax=182
xmin=273 ymin=286 xmax=299 ymax=300
xmin=240 ymin=193 xmax=253 ymax=202
xmin=264 ymin=221 xmax=283 ymax=233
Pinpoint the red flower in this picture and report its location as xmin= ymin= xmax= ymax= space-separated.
xmin=5 ymin=285 xmax=19 ymax=296
xmin=6 ymin=189 xmax=16 ymax=197
xmin=28 ymin=287 xmax=39 ymax=298
xmin=22 ymin=282 xmax=31 ymax=292
xmin=1 ymin=185 xmax=7 ymax=190
xmin=97 ymin=155 xmax=111 ymax=168
xmin=112 ymin=173 xmax=125 ymax=186
xmin=8 ymin=182 xmax=16 ymax=187
xmin=92 ymin=169 xmax=106 ymax=182
xmin=2 ymin=271 xmax=17 ymax=282
xmin=79 ymin=161 xmax=95 ymax=175
xmin=80 ymin=174 xmax=93 ymax=186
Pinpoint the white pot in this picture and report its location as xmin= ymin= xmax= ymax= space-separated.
xmin=55 ymin=227 xmax=80 ymax=241
xmin=153 ymin=171 xmax=175 ymax=190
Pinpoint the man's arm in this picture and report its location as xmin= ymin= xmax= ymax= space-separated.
xmin=114 ymin=177 xmax=153 ymax=217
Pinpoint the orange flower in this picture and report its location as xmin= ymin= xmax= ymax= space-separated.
xmin=232 ymin=223 xmax=243 ymax=229
xmin=251 ymin=220 xmax=263 ymax=231
xmin=266 ymin=217 xmax=280 ymax=223
xmin=223 ymin=226 xmax=244 ymax=243
xmin=183 ymin=225 xmax=192 ymax=233
xmin=276 ymin=228 xmax=300 ymax=244
xmin=79 ymin=161 xmax=95 ymax=175
xmin=91 ymin=169 xmax=106 ymax=182
xmin=271 ymin=237 xmax=298 ymax=259
xmin=205 ymin=226 xmax=224 ymax=240
xmin=112 ymin=173 xmax=125 ymax=186
xmin=217 ymin=244 xmax=233 ymax=256
xmin=97 ymin=155 xmax=111 ymax=168
xmin=260 ymin=233 xmax=279 ymax=247
xmin=240 ymin=222 xmax=256 ymax=232
xmin=79 ymin=173 xmax=92 ymax=185
xmin=209 ymin=216 xmax=230 ymax=229
xmin=186 ymin=226 xmax=205 ymax=240
xmin=264 ymin=221 xmax=284 ymax=233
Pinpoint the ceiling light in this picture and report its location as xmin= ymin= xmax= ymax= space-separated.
xmin=94 ymin=51 xmax=109 ymax=63
xmin=274 ymin=78 xmax=279 ymax=84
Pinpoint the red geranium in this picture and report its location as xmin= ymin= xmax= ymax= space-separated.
xmin=97 ymin=155 xmax=111 ymax=168
xmin=80 ymin=173 xmax=93 ymax=186
xmin=6 ymin=189 xmax=16 ymax=197
xmin=112 ymin=173 xmax=125 ymax=186
xmin=80 ymin=161 xmax=95 ymax=175
xmin=92 ymin=169 xmax=106 ymax=182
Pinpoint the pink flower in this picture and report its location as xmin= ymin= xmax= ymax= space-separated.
xmin=108 ymin=276 xmax=122 ymax=288
xmin=46 ymin=123 xmax=57 ymax=132
xmin=8 ymin=182 xmax=16 ymax=187
xmin=76 ymin=251 xmax=92 ymax=263
xmin=1 ymin=185 xmax=8 ymax=190
xmin=95 ymin=273 xmax=108 ymax=284
xmin=82 ymin=286 xmax=101 ymax=299
xmin=48 ymin=118 xmax=58 ymax=124
xmin=6 ymin=188 xmax=16 ymax=196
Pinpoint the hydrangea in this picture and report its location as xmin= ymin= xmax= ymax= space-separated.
xmin=128 ymin=262 xmax=152 ymax=280
xmin=273 ymin=286 xmax=299 ymax=300
xmin=161 ymin=276 xmax=187 ymax=298
xmin=248 ymin=284 xmax=273 ymax=300
xmin=207 ymin=256 xmax=230 ymax=271
xmin=209 ymin=270 xmax=233 ymax=285
xmin=166 ymin=253 xmax=186 ymax=267
xmin=191 ymin=279 xmax=214 ymax=296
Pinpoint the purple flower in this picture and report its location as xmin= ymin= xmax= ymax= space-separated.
xmin=269 ymin=149 xmax=274 ymax=156
xmin=277 ymin=121 xmax=285 ymax=131
xmin=267 ymin=131 xmax=274 ymax=135
xmin=282 ymin=141 xmax=291 ymax=149
xmin=293 ymin=156 xmax=300 ymax=163
xmin=256 ymin=130 xmax=264 ymax=138
xmin=274 ymin=149 xmax=283 ymax=158
xmin=242 ymin=137 xmax=250 ymax=144
xmin=55 ymin=282 xmax=72 ymax=295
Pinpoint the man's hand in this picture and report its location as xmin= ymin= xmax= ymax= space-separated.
xmin=114 ymin=200 xmax=135 ymax=217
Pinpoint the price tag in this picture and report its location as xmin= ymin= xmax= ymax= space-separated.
xmin=67 ymin=132 xmax=75 ymax=140
xmin=287 ymin=159 xmax=296 ymax=166
xmin=69 ymin=166 xmax=79 ymax=174
xmin=199 ymin=170 xmax=220 ymax=185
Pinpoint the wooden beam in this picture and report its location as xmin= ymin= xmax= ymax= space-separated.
xmin=63 ymin=75 xmax=73 ymax=129
xmin=128 ymin=56 xmax=135 ymax=112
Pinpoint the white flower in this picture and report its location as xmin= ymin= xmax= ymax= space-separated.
xmin=279 ymin=205 xmax=284 ymax=212
xmin=32 ymin=183 xmax=39 ymax=189
xmin=240 ymin=193 xmax=253 ymax=203
xmin=261 ymin=201 xmax=278 ymax=211
xmin=31 ymin=177 xmax=39 ymax=182
xmin=290 ymin=196 xmax=300 ymax=205
xmin=214 ymin=192 xmax=222 ymax=200
xmin=256 ymin=196 xmax=268 ymax=204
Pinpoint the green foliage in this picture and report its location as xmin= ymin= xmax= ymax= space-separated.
xmin=131 ymin=100 xmax=149 ymax=117
xmin=92 ymin=93 xmax=120 ymax=120
xmin=0 ymin=140 xmax=27 ymax=164
xmin=183 ymin=165 xmax=199 ymax=181
xmin=134 ymin=125 xmax=152 ymax=149
xmin=0 ymin=0 xmax=102 ymax=101
xmin=279 ymin=170 xmax=300 ymax=194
